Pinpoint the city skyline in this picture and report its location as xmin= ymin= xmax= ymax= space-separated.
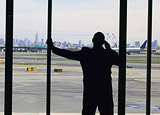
xmin=0 ymin=32 xmax=159 ymax=49
xmin=0 ymin=0 xmax=160 ymax=44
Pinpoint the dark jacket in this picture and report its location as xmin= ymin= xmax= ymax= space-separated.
xmin=51 ymin=46 xmax=120 ymax=80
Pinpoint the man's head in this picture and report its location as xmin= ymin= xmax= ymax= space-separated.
xmin=92 ymin=32 xmax=105 ymax=46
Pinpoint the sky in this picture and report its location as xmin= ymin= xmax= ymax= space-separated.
xmin=0 ymin=0 xmax=160 ymax=45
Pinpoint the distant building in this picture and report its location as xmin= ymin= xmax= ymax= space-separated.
xmin=28 ymin=40 xmax=32 ymax=46
xmin=79 ymin=40 xmax=82 ymax=47
xmin=127 ymin=43 xmax=130 ymax=48
xmin=87 ymin=43 xmax=93 ymax=48
xmin=24 ymin=38 xmax=29 ymax=46
xmin=68 ymin=42 xmax=72 ymax=48
xmin=34 ymin=32 xmax=39 ymax=46
xmin=62 ymin=41 xmax=67 ymax=47
xmin=72 ymin=43 xmax=79 ymax=47
xmin=0 ymin=38 xmax=5 ymax=45
xmin=41 ymin=38 xmax=45 ymax=46
xmin=18 ymin=40 xmax=24 ymax=46
xmin=13 ymin=39 xmax=16 ymax=45
xmin=152 ymin=40 xmax=158 ymax=48
xmin=135 ymin=41 xmax=140 ymax=47
xmin=53 ymin=41 xmax=57 ymax=46
xmin=15 ymin=39 xmax=19 ymax=44
xmin=58 ymin=42 xmax=62 ymax=47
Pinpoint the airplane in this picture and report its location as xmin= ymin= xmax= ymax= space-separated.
xmin=112 ymin=40 xmax=148 ymax=55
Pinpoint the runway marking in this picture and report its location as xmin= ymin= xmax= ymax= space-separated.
xmin=126 ymin=72 xmax=133 ymax=75
xmin=127 ymin=104 xmax=160 ymax=111
xmin=135 ymin=78 xmax=140 ymax=81
xmin=134 ymin=78 xmax=160 ymax=82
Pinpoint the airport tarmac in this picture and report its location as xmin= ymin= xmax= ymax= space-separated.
xmin=0 ymin=52 xmax=160 ymax=114
xmin=0 ymin=113 xmax=160 ymax=115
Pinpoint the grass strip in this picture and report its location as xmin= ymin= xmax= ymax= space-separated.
xmin=13 ymin=63 xmax=57 ymax=65
xmin=127 ymin=61 xmax=160 ymax=64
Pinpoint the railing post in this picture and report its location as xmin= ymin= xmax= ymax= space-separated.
xmin=118 ymin=0 xmax=127 ymax=115
xmin=47 ymin=0 xmax=52 ymax=115
xmin=5 ymin=0 xmax=14 ymax=115
xmin=146 ymin=0 xmax=153 ymax=115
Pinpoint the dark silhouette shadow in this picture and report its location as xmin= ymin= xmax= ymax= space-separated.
xmin=47 ymin=32 xmax=120 ymax=115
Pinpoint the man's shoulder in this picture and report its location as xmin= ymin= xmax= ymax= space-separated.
xmin=82 ymin=47 xmax=92 ymax=51
xmin=106 ymin=48 xmax=117 ymax=53
xmin=80 ymin=47 xmax=92 ymax=54
xmin=105 ymin=48 xmax=119 ymax=56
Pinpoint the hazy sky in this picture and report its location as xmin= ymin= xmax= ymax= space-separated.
xmin=0 ymin=0 xmax=160 ymax=45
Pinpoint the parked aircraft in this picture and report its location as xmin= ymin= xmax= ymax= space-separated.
xmin=112 ymin=40 xmax=148 ymax=55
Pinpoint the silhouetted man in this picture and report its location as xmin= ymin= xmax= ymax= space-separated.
xmin=47 ymin=32 xmax=120 ymax=115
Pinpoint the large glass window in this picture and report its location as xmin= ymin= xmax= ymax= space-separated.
xmin=126 ymin=0 xmax=160 ymax=114
xmin=151 ymin=0 xmax=160 ymax=113
xmin=126 ymin=0 xmax=147 ymax=113
xmin=0 ymin=0 xmax=5 ymax=113
xmin=12 ymin=0 xmax=47 ymax=113
xmin=52 ymin=0 xmax=119 ymax=113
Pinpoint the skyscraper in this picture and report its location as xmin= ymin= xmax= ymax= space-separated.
xmin=34 ymin=32 xmax=39 ymax=46
xmin=135 ymin=41 xmax=140 ymax=47
xmin=41 ymin=38 xmax=45 ymax=46
xmin=0 ymin=38 xmax=5 ymax=45
xmin=16 ymin=39 xmax=19 ymax=44
xmin=152 ymin=40 xmax=158 ymax=48
xmin=79 ymin=40 xmax=82 ymax=47
xmin=24 ymin=38 xmax=29 ymax=46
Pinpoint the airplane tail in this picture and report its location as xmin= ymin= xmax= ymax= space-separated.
xmin=140 ymin=40 xmax=147 ymax=49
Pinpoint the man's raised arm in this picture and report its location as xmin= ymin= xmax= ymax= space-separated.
xmin=47 ymin=39 xmax=82 ymax=61
xmin=104 ymin=41 xmax=121 ymax=66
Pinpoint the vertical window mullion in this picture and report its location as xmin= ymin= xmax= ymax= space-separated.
xmin=118 ymin=0 xmax=127 ymax=115
xmin=5 ymin=0 xmax=14 ymax=115
xmin=47 ymin=0 xmax=52 ymax=115
xmin=146 ymin=0 xmax=153 ymax=115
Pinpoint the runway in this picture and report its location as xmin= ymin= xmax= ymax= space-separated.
xmin=0 ymin=52 xmax=160 ymax=114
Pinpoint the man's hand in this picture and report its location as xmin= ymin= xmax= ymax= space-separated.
xmin=47 ymin=38 xmax=53 ymax=48
xmin=104 ymin=41 xmax=111 ymax=50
